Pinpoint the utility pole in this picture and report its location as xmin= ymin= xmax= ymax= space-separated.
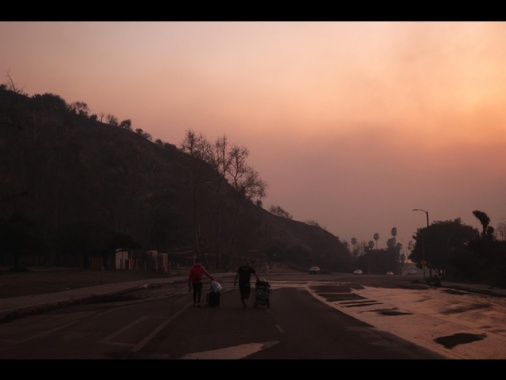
xmin=193 ymin=183 xmax=199 ymax=260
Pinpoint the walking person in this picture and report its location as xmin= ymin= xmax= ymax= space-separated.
xmin=188 ymin=257 xmax=214 ymax=307
xmin=234 ymin=260 xmax=260 ymax=308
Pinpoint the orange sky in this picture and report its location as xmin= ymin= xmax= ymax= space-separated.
xmin=2 ymin=21 xmax=505 ymax=252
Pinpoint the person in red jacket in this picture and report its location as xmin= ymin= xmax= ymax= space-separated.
xmin=188 ymin=257 xmax=214 ymax=307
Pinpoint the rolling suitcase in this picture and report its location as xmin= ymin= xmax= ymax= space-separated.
xmin=206 ymin=291 xmax=220 ymax=308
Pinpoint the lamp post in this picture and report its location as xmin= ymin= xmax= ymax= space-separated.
xmin=412 ymin=208 xmax=429 ymax=283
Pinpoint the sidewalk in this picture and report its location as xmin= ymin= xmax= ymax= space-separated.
xmin=0 ymin=274 xmax=504 ymax=322
xmin=0 ymin=275 xmax=188 ymax=321
xmin=438 ymin=281 xmax=506 ymax=297
xmin=0 ymin=272 xmax=238 ymax=322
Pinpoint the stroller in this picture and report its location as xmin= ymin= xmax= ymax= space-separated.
xmin=253 ymin=280 xmax=271 ymax=308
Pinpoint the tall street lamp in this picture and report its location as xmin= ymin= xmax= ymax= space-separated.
xmin=412 ymin=208 xmax=429 ymax=283
xmin=193 ymin=183 xmax=199 ymax=259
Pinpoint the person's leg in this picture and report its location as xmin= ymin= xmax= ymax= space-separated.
xmin=239 ymin=283 xmax=247 ymax=307
xmin=192 ymin=283 xmax=197 ymax=305
xmin=195 ymin=283 xmax=203 ymax=307
xmin=245 ymin=283 xmax=251 ymax=300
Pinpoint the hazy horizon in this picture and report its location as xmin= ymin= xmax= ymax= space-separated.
xmin=2 ymin=21 xmax=505 ymax=253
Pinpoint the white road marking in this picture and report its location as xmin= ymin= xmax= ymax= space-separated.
xmin=180 ymin=341 xmax=280 ymax=359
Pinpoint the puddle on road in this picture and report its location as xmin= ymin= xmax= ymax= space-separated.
xmin=434 ymin=333 xmax=487 ymax=349
xmin=373 ymin=308 xmax=412 ymax=316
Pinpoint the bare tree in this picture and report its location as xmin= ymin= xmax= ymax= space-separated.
xmin=1 ymin=72 xmax=27 ymax=130
xmin=222 ymin=144 xmax=266 ymax=267
xmin=208 ymin=135 xmax=231 ymax=267
xmin=226 ymin=145 xmax=266 ymax=201
xmin=179 ymin=130 xmax=267 ymax=267
xmin=4 ymin=71 xmax=26 ymax=95
xmin=179 ymin=129 xmax=213 ymax=162
xmin=135 ymin=128 xmax=152 ymax=141
xmin=306 ymin=220 xmax=322 ymax=228
xmin=210 ymin=136 xmax=267 ymax=267
xmin=180 ymin=132 xmax=267 ymax=205
xmin=68 ymin=101 xmax=89 ymax=117
xmin=497 ymin=222 xmax=506 ymax=240
xmin=106 ymin=114 xmax=118 ymax=127
xmin=209 ymin=136 xmax=232 ymax=177
xmin=179 ymin=129 xmax=214 ymax=258
xmin=118 ymin=119 xmax=132 ymax=130
xmin=270 ymin=205 xmax=293 ymax=219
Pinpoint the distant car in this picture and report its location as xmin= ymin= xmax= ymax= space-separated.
xmin=407 ymin=269 xmax=417 ymax=275
xmin=308 ymin=266 xmax=321 ymax=274
xmin=386 ymin=271 xmax=394 ymax=276
xmin=353 ymin=269 xmax=363 ymax=275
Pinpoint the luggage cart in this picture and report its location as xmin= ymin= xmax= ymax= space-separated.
xmin=253 ymin=280 xmax=271 ymax=308
xmin=206 ymin=280 xmax=222 ymax=308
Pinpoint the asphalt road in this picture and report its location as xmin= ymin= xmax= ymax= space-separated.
xmin=1 ymin=272 xmax=504 ymax=360
xmin=0 ymin=280 xmax=444 ymax=360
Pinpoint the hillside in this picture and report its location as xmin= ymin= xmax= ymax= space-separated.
xmin=0 ymin=86 xmax=353 ymax=272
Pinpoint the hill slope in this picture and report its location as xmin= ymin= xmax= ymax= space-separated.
xmin=0 ymin=87 xmax=352 ymax=272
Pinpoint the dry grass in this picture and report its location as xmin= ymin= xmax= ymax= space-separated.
xmin=0 ymin=267 xmax=184 ymax=299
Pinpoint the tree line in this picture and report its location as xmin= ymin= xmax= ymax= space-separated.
xmin=408 ymin=210 xmax=506 ymax=287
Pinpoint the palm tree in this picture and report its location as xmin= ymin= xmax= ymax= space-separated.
xmin=472 ymin=210 xmax=490 ymax=238
xmin=391 ymin=227 xmax=397 ymax=241
xmin=373 ymin=233 xmax=380 ymax=249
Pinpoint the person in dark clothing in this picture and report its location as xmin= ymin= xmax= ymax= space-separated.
xmin=234 ymin=261 xmax=260 ymax=308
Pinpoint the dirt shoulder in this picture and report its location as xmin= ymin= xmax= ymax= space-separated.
xmin=0 ymin=267 xmax=183 ymax=299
